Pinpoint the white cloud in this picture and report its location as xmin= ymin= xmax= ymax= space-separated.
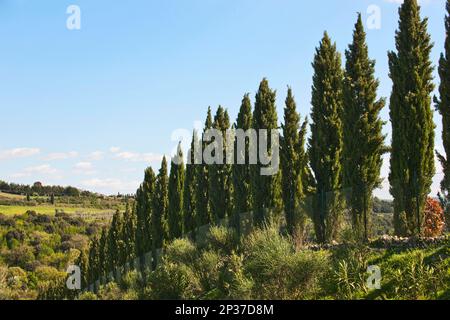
xmin=0 ymin=148 xmax=40 ymax=160
xmin=10 ymin=164 xmax=62 ymax=180
xmin=73 ymin=162 xmax=96 ymax=175
xmin=81 ymin=178 xmax=139 ymax=193
xmin=110 ymin=147 xmax=121 ymax=153
xmin=114 ymin=151 xmax=163 ymax=163
xmin=87 ymin=151 xmax=104 ymax=161
xmin=43 ymin=151 xmax=78 ymax=161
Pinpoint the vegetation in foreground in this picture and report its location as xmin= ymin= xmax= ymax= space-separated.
xmin=76 ymin=224 xmax=450 ymax=301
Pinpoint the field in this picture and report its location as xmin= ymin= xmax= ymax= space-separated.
xmin=0 ymin=204 xmax=113 ymax=216
xmin=0 ymin=192 xmax=25 ymax=200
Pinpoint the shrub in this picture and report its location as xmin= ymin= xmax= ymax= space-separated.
xmin=4 ymin=245 xmax=36 ymax=270
xmin=423 ymin=197 xmax=445 ymax=237
xmin=217 ymin=253 xmax=253 ymax=300
xmin=147 ymin=261 xmax=201 ymax=300
xmin=194 ymin=250 xmax=223 ymax=293
xmin=205 ymin=226 xmax=237 ymax=254
xmin=164 ymin=239 xmax=197 ymax=266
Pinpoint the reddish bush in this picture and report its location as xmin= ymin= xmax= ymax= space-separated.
xmin=423 ymin=197 xmax=445 ymax=237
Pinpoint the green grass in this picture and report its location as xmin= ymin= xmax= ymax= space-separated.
xmin=0 ymin=204 xmax=112 ymax=216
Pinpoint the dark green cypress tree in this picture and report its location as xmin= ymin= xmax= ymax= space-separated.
xmin=121 ymin=202 xmax=136 ymax=264
xmin=232 ymin=94 xmax=253 ymax=235
xmin=281 ymin=88 xmax=308 ymax=238
xmin=436 ymin=0 xmax=450 ymax=227
xmin=87 ymin=237 xmax=99 ymax=287
xmin=135 ymin=166 xmax=156 ymax=269
xmin=343 ymin=14 xmax=386 ymax=241
xmin=183 ymin=131 xmax=199 ymax=237
xmin=168 ymin=143 xmax=185 ymax=240
xmin=107 ymin=210 xmax=123 ymax=273
xmin=152 ymin=156 xmax=169 ymax=268
xmin=75 ymin=249 xmax=88 ymax=290
xmin=97 ymin=227 xmax=108 ymax=278
xmin=196 ymin=108 xmax=213 ymax=227
xmin=388 ymin=0 xmax=435 ymax=236
xmin=209 ymin=106 xmax=233 ymax=222
xmin=252 ymin=78 xmax=282 ymax=226
xmin=308 ymin=32 xmax=344 ymax=243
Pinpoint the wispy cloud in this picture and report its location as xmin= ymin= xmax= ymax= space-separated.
xmin=81 ymin=178 xmax=139 ymax=193
xmin=86 ymin=151 xmax=104 ymax=161
xmin=10 ymin=164 xmax=62 ymax=180
xmin=43 ymin=151 xmax=78 ymax=161
xmin=114 ymin=151 xmax=163 ymax=163
xmin=73 ymin=162 xmax=96 ymax=175
xmin=0 ymin=148 xmax=40 ymax=160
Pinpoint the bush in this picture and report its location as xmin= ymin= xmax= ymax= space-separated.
xmin=194 ymin=250 xmax=223 ymax=293
xmin=164 ymin=239 xmax=197 ymax=266
xmin=375 ymin=250 xmax=447 ymax=300
xmin=4 ymin=245 xmax=36 ymax=271
xmin=205 ymin=226 xmax=237 ymax=254
xmin=147 ymin=261 xmax=201 ymax=300
xmin=424 ymin=197 xmax=445 ymax=237
xmin=217 ymin=253 xmax=253 ymax=300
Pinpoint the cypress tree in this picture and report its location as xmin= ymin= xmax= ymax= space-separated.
xmin=183 ymin=131 xmax=199 ymax=237
xmin=308 ymin=32 xmax=344 ymax=243
xmin=75 ymin=249 xmax=88 ymax=290
xmin=97 ymin=227 xmax=108 ymax=278
xmin=121 ymin=202 xmax=136 ymax=264
xmin=209 ymin=106 xmax=233 ymax=222
xmin=87 ymin=237 xmax=99 ymax=287
xmin=196 ymin=107 xmax=213 ymax=227
xmin=107 ymin=210 xmax=123 ymax=273
xmin=252 ymin=78 xmax=282 ymax=226
xmin=281 ymin=88 xmax=308 ymax=238
xmin=168 ymin=143 xmax=185 ymax=240
xmin=388 ymin=0 xmax=435 ymax=236
xmin=436 ymin=0 xmax=450 ymax=226
xmin=134 ymin=185 xmax=146 ymax=260
xmin=152 ymin=156 xmax=169 ymax=268
xmin=343 ymin=14 xmax=386 ymax=241
xmin=232 ymin=94 xmax=253 ymax=235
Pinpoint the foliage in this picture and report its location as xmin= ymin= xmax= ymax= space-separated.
xmin=308 ymin=32 xmax=344 ymax=243
xmin=342 ymin=14 xmax=386 ymax=241
xmin=423 ymin=197 xmax=445 ymax=237
xmin=388 ymin=0 xmax=435 ymax=236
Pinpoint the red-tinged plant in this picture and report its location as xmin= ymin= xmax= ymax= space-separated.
xmin=423 ymin=197 xmax=445 ymax=237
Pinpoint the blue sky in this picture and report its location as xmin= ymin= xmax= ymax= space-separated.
xmin=0 ymin=0 xmax=447 ymax=196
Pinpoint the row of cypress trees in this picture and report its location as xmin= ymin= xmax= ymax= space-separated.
xmin=83 ymin=0 xmax=450 ymax=287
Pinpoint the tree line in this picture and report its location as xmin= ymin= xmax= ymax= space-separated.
xmin=82 ymin=0 xmax=450 ymax=289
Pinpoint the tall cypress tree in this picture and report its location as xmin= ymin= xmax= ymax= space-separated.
xmin=436 ymin=0 xmax=450 ymax=227
xmin=308 ymin=32 xmax=344 ymax=243
xmin=252 ymin=78 xmax=282 ymax=226
xmin=121 ymin=202 xmax=136 ymax=265
xmin=196 ymin=107 xmax=213 ymax=227
xmin=135 ymin=167 xmax=156 ymax=267
xmin=75 ymin=249 xmax=88 ymax=291
xmin=209 ymin=106 xmax=233 ymax=222
xmin=232 ymin=94 xmax=253 ymax=234
xmin=281 ymin=88 xmax=308 ymax=238
xmin=97 ymin=227 xmax=108 ymax=278
xmin=168 ymin=143 xmax=185 ymax=240
xmin=183 ymin=131 xmax=199 ymax=237
xmin=87 ymin=237 xmax=99 ymax=288
xmin=107 ymin=210 xmax=123 ymax=273
xmin=343 ymin=14 xmax=386 ymax=241
xmin=152 ymin=156 xmax=169 ymax=268
xmin=388 ymin=0 xmax=435 ymax=236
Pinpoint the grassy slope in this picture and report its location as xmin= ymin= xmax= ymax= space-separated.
xmin=0 ymin=205 xmax=113 ymax=216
